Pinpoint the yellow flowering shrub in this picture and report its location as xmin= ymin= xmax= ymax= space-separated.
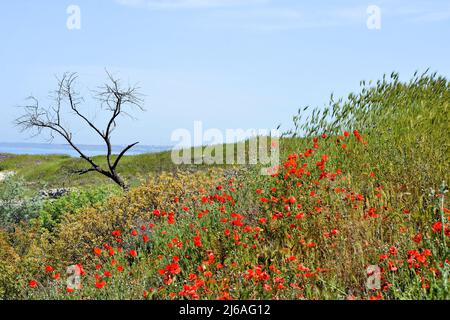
xmin=0 ymin=230 xmax=20 ymax=299
xmin=47 ymin=169 xmax=225 ymax=267
xmin=0 ymin=226 xmax=53 ymax=299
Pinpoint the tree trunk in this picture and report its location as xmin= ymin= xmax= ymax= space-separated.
xmin=111 ymin=172 xmax=129 ymax=191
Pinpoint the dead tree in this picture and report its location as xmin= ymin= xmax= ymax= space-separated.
xmin=15 ymin=71 xmax=144 ymax=191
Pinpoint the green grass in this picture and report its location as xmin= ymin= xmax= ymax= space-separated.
xmin=0 ymin=139 xmax=273 ymax=190
xmin=0 ymin=151 xmax=180 ymax=189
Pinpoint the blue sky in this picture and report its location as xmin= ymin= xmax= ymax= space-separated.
xmin=0 ymin=0 xmax=449 ymax=146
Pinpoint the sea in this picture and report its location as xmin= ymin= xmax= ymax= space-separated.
xmin=0 ymin=142 xmax=172 ymax=157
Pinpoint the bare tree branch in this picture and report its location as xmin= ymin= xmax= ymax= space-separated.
xmin=73 ymin=168 xmax=97 ymax=176
xmin=14 ymin=71 xmax=145 ymax=191
xmin=112 ymin=142 xmax=139 ymax=171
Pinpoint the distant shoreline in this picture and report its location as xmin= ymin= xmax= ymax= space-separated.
xmin=0 ymin=142 xmax=172 ymax=158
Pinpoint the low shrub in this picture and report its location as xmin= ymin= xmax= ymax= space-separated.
xmin=37 ymin=186 xmax=119 ymax=232
xmin=0 ymin=177 xmax=41 ymax=229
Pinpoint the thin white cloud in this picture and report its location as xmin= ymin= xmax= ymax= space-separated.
xmin=211 ymin=1 xmax=450 ymax=31
xmin=115 ymin=0 xmax=268 ymax=9
xmin=378 ymin=0 xmax=450 ymax=23
xmin=413 ymin=10 xmax=450 ymax=22
xmin=205 ymin=5 xmax=367 ymax=31
xmin=115 ymin=0 xmax=450 ymax=30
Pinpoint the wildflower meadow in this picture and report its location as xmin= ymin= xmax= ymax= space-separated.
xmin=1 ymin=72 xmax=448 ymax=301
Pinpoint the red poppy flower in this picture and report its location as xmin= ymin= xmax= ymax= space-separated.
xmin=112 ymin=230 xmax=121 ymax=237
xmin=95 ymin=280 xmax=106 ymax=289
xmin=204 ymin=271 xmax=213 ymax=277
xmin=76 ymin=264 xmax=86 ymax=276
xmin=388 ymin=261 xmax=398 ymax=272
xmin=194 ymin=235 xmax=202 ymax=247
xmin=189 ymin=273 xmax=197 ymax=281
xmin=432 ymin=221 xmax=443 ymax=233
xmin=166 ymin=263 xmax=181 ymax=275
xmin=389 ymin=246 xmax=398 ymax=255
xmin=370 ymin=293 xmax=383 ymax=300
xmin=413 ymin=233 xmax=423 ymax=244
xmin=29 ymin=280 xmax=38 ymax=289
xmin=168 ymin=212 xmax=176 ymax=224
